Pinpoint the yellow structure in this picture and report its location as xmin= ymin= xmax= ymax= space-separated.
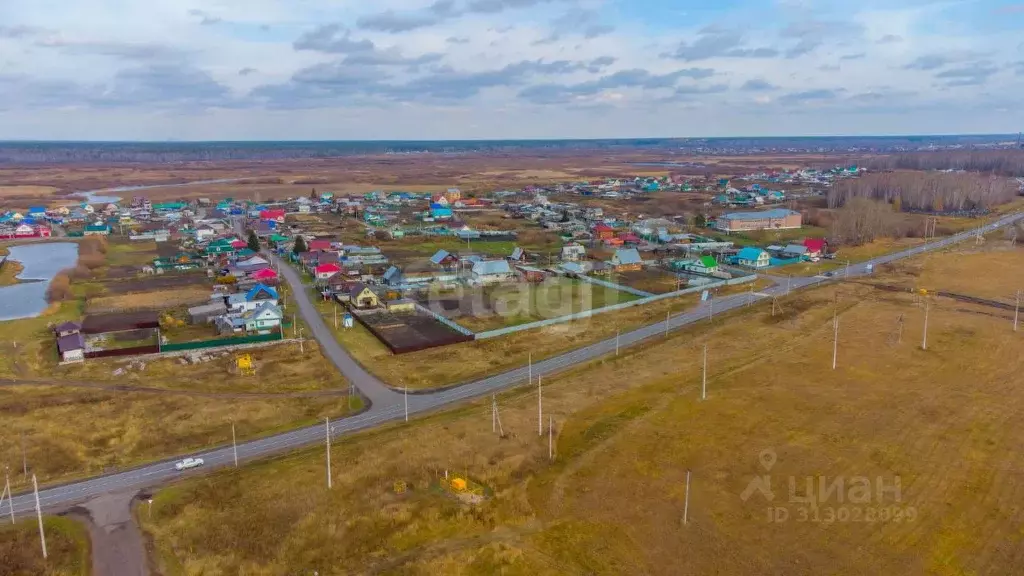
xmin=236 ymin=354 xmax=255 ymax=376
xmin=450 ymin=477 xmax=467 ymax=491
xmin=393 ymin=480 xmax=407 ymax=494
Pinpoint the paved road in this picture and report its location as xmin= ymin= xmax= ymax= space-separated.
xmin=6 ymin=211 xmax=1021 ymax=517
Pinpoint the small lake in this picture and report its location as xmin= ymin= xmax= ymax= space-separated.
xmin=0 ymin=242 xmax=79 ymax=321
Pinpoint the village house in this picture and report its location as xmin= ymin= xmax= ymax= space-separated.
xmin=347 ymin=283 xmax=381 ymax=309
xmin=471 ymin=259 xmax=513 ymax=284
xmin=314 ymin=262 xmax=342 ymax=281
xmin=803 ymin=238 xmax=828 ymax=258
xmin=714 ymin=209 xmax=802 ymax=233
xmin=685 ymin=255 xmax=719 ymax=275
xmin=515 ymin=265 xmax=547 ymax=283
xmin=430 ymin=249 xmax=459 ymax=270
xmin=226 ymin=284 xmax=279 ymax=313
xmin=52 ymin=322 xmax=84 ymax=363
xmin=188 ymin=301 xmax=228 ymax=324
xmin=610 ymin=248 xmax=643 ymax=271
xmin=382 ymin=266 xmax=405 ymax=287
xmin=593 ymin=223 xmax=615 ymax=241
xmin=241 ymin=302 xmax=284 ymax=333
xmin=561 ymin=243 xmax=586 ymax=261
xmin=736 ymin=247 xmax=771 ymax=269
xmin=782 ymin=244 xmax=808 ymax=259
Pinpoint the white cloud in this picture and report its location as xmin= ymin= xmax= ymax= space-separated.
xmin=0 ymin=0 xmax=1021 ymax=138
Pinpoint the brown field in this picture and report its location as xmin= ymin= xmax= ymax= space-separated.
xmin=85 ymin=285 xmax=211 ymax=313
xmin=0 ymin=184 xmax=61 ymax=197
xmin=873 ymin=241 xmax=1022 ymax=301
xmin=604 ymin=268 xmax=684 ymax=294
xmin=0 ymin=331 xmax=360 ymax=487
xmin=0 ymin=258 xmax=24 ymax=286
xmin=0 ymin=517 xmax=90 ymax=576
xmin=139 ymin=247 xmax=1024 ymax=575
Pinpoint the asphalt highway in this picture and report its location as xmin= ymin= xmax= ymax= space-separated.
xmin=6 ymin=211 xmax=1021 ymax=516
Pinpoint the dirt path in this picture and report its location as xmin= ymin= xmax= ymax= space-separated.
xmin=0 ymin=377 xmax=350 ymax=398
xmin=68 ymin=490 xmax=149 ymax=576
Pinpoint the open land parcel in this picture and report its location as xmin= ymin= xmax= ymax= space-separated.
xmin=140 ymin=242 xmax=1024 ymax=575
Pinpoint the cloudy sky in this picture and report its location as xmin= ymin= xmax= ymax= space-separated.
xmin=1 ymin=0 xmax=1023 ymax=140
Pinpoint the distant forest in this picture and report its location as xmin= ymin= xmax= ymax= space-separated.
xmin=862 ymin=150 xmax=1024 ymax=177
xmin=828 ymin=171 xmax=1020 ymax=212
xmin=0 ymin=135 xmax=1018 ymax=164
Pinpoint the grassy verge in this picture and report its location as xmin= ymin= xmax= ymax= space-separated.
xmin=139 ymin=249 xmax=1024 ymax=574
xmin=0 ymin=259 xmax=25 ymax=286
xmin=0 ymin=516 xmax=91 ymax=576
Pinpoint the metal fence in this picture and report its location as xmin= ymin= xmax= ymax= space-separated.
xmin=414 ymin=303 xmax=476 ymax=336
xmin=573 ymin=274 xmax=655 ymax=297
xmin=475 ymin=274 xmax=758 ymax=339
xmin=160 ymin=332 xmax=284 ymax=352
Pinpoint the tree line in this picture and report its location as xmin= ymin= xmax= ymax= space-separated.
xmin=827 ymin=171 xmax=1019 ymax=212
xmin=861 ymin=150 xmax=1024 ymax=177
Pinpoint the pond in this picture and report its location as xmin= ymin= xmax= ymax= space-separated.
xmin=0 ymin=242 xmax=79 ymax=321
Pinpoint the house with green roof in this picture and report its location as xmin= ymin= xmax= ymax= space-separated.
xmin=153 ymin=201 xmax=187 ymax=212
xmin=685 ymin=255 xmax=719 ymax=275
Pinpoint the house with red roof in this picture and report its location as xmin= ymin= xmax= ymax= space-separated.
xmin=230 ymin=239 xmax=247 ymax=249
xmin=308 ymin=239 xmax=334 ymax=252
xmin=593 ymin=223 xmax=615 ymax=240
xmin=803 ymin=238 xmax=828 ymax=258
xmin=250 ymin=268 xmax=278 ymax=282
xmin=259 ymin=209 xmax=286 ymax=223
xmin=314 ymin=263 xmax=342 ymax=280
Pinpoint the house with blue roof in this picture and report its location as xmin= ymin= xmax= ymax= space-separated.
xmin=430 ymin=249 xmax=458 ymax=270
xmin=736 ymin=247 xmax=770 ymax=269
xmin=28 ymin=206 xmax=47 ymax=216
xmin=430 ymin=203 xmax=453 ymax=220
xmin=610 ymin=248 xmax=643 ymax=271
xmin=226 ymin=284 xmax=279 ymax=313
xmin=471 ymin=260 xmax=512 ymax=284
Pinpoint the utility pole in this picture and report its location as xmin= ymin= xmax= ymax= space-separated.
xmin=491 ymin=394 xmax=504 ymax=437
xmin=334 ymin=304 xmax=338 ymax=329
xmin=528 ymin=352 xmax=532 ymax=387
xmin=538 ymin=376 xmax=543 ymax=437
xmin=293 ymin=314 xmax=297 ymax=338
xmin=665 ymin=309 xmax=670 ymax=337
xmin=1014 ymin=290 xmax=1020 ymax=332
xmin=832 ymin=308 xmax=839 ymax=370
xmin=32 ymin=474 xmax=46 ymax=560
xmin=682 ymin=470 xmax=691 ymax=525
xmin=231 ymin=423 xmax=238 ymax=468
xmin=922 ymin=298 xmax=929 ymax=351
xmin=21 ymin=433 xmax=27 ymax=483
xmin=548 ymin=416 xmax=554 ymax=462
xmin=325 ymin=417 xmax=332 ymax=489
xmin=4 ymin=468 xmax=13 ymax=523
xmin=787 ymin=274 xmax=791 ymax=296
xmin=615 ymin=328 xmax=620 ymax=356
xmin=708 ymin=295 xmax=713 ymax=321
xmin=404 ymin=386 xmax=409 ymax=422
xmin=298 ymin=328 xmax=304 ymax=354
xmin=701 ymin=344 xmax=707 ymax=400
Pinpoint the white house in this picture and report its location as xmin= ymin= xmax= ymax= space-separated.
xmin=242 ymin=302 xmax=283 ymax=333
xmin=471 ymin=260 xmax=513 ymax=284
xmin=736 ymin=247 xmax=771 ymax=269
xmin=561 ymin=243 xmax=586 ymax=261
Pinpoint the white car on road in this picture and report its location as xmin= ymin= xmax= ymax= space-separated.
xmin=174 ymin=457 xmax=204 ymax=471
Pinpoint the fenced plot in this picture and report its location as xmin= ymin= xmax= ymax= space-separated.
xmin=352 ymin=308 xmax=473 ymax=354
xmin=100 ymin=273 xmax=212 ymax=294
xmin=602 ymin=268 xmax=687 ymax=295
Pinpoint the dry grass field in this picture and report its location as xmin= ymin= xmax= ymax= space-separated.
xmin=314 ymin=288 xmax=699 ymax=390
xmin=138 ymin=248 xmax=1024 ymax=575
xmin=84 ymin=286 xmax=211 ymax=313
xmin=0 ymin=517 xmax=90 ymax=576
xmin=876 ymin=242 xmax=1022 ymax=301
